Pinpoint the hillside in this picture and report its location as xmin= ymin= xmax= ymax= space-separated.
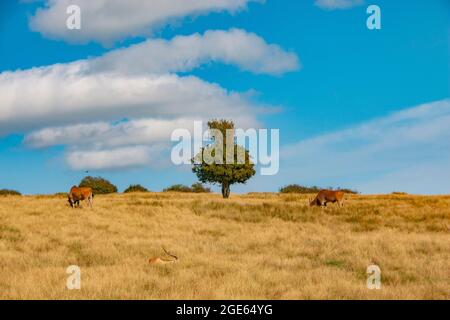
xmin=0 ymin=192 xmax=448 ymax=299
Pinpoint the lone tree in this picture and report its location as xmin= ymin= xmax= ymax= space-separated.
xmin=192 ymin=119 xmax=255 ymax=199
xmin=79 ymin=176 xmax=118 ymax=195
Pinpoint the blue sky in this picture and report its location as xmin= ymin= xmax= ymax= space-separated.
xmin=0 ymin=0 xmax=449 ymax=194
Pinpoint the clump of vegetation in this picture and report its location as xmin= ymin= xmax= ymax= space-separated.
xmin=279 ymin=184 xmax=321 ymax=194
xmin=279 ymin=184 xmax=358 ymax=194
xmin=191 ymin=182 xmax=211 ymax=193
xmin=392 ymin=192 xmax=408 ymax=195
xmin=163 ymin=183 xmax=211 ymax=193
xmin=124 ymin=184 xmax=149 ymax=193
xmin=192 ymin=119 xmax=255 ymax=198
xmin=163 ymin=184 xmax=193 ymax=193
xmin=0 ymin=189 xmax=21 ymax=196
xmin=79 ymin=176 xmax=118 ymax=195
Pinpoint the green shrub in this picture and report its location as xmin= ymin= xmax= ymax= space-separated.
xmin=124 ymin=184 xmax=149 ymax=193
xmin=0 ymin=189 xmax=21 ymax=196
xmin=279 ymin=184 xmax=358 ymax=194
xmin=279 ymin=184 xmax=321 ymax=194
xmin=79 ymin=176 xmax=117 ymax=195
xmin=191 ymin=182 xmax=211 ymax=193
xmin=163 ymin=184 xmax=193 ymax=193
xmin=163 ymin=183 xmax=212 ymax=193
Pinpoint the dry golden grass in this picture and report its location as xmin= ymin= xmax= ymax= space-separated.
xmin=0 ymin=192 xmax=448 ymax=299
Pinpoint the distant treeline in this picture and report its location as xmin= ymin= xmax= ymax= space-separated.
xmin=1 ymin=178 xmax=360 ymax=196
xmin=279 ymin=184 xmax=358 ymax=194
xmin=76 ymin=176 xmax=211 ymax=194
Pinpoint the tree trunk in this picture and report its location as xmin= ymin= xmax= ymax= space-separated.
xmin=221 ymin=182 xmax=230 ymax=199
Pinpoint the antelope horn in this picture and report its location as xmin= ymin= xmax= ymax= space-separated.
xmin=162 ymin=246 xmax=178 ymax=260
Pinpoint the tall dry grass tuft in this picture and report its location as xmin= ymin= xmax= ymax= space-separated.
xmin=0 ymin=192 xmax=448 ymax=299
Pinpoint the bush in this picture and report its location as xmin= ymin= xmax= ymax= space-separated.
xmin=279 ymin=184 xmax=321 ymax=194
xmin=124 ymin=184 xmax=149 ymax=193
xmin=79 ymin=176 xmax=118 ymax=195
xmin=279 ymin=184 xmax=358 ymax=194
xmin=191 ymin=182 xmax=211 ymax=193
xmin=163 ymin=184 xmax=193 ymax=193
xmin=0 ymin=189 xmax=21 ymax=196
xmin=163 ymin=183 xmax=212 ymax=193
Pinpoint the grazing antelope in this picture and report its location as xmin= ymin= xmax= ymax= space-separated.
xmin=309 ymin=190 xmax=344 ymax=207
xmin=68 ymin=186 xmax=94 ymax=208
xmin=149 ymin=247 xmax=178 ymax=265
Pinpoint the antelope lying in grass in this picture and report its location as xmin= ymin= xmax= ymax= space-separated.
xmin=309 ymin=190 xmax=344 ymax=207
xmin=149 ymin=247 xmax=178 ymax=265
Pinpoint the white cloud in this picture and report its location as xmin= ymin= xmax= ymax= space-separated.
xmin=25 ymin=115 xmax=261 ymax=170
xmin=25 ymin=117 xmax=254 ymax=149
xmin=0 ymin=67 xmax=256 ymax=134
xmin=66 ymin=146 xmax=152 ymax=170
xmin=0 ymin=65 xmax=253 ymax=134
xmin=0 ymin=29 xmax=295 ymax=136
xmin=245 ymin=99 xmax=450 ymax=194
xmin=315 ymin=0 xmax=364 ymax=10
xmin=29 ymin=0 xmax=263 ymax=44
xmin=89 ymin=29 xmax=300 ymax=75
xmin=24 ymin=119 xmax=191 ymax=149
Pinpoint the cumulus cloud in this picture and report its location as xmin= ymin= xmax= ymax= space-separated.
xmin=89 ymin=29 xmax=300 ymax=75
xmin=0 ymin=29 xmax=294 ymax=135
xmin=315 ymin=0 xmax=364 ymax=10
xmin=0 ymin=67 xmax=256 ymax=135
xmin=25 ymin=117 xmax=253 ymax=149
xmin=29 ymin=0 xmax=263 ymax=44
xmin=25 ymin=119 xmax=191 ymax=149
xmin=66 ymin=146 xmax=152 ymax=170
xmin=245 ymin=99 xmax=450 ymax=194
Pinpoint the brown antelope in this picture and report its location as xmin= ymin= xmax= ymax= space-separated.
xmin=309 ymin=190 xmax=344 ymax=207
xmin=68 ymin=186 xmax=94 ymax=208
xmin=149 ymin=247 xmax=178 ymax=265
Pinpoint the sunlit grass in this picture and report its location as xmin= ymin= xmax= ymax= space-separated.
xmin=0 ymin=192 xmax=448 ymax=299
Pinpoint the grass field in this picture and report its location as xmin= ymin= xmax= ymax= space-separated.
xmin=0 ymin=192 xmax=448 ymax=299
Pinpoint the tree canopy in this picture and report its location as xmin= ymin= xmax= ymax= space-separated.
xmin=79 ymin=176 xmax=118 ymax=195
xmin=192 ymin=119 xmax=255 ymax=198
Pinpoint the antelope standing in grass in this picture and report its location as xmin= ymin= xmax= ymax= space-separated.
xmin=309 ymin=190 xmax=344 ymax=207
